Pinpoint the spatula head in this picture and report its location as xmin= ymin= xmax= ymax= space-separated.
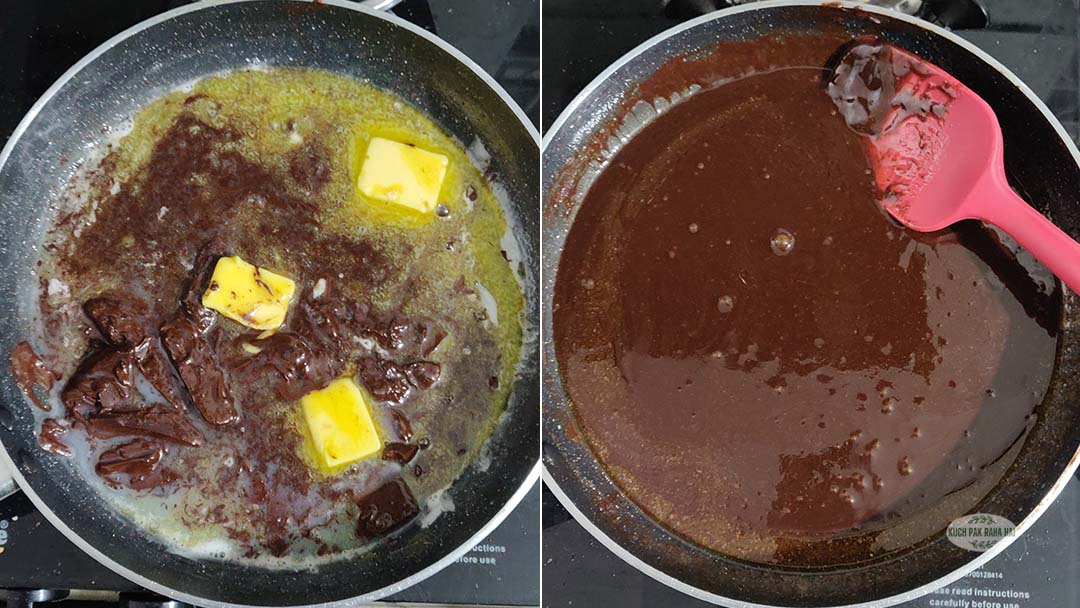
xmin=827 ymin=39 xmax=1003 ymax=232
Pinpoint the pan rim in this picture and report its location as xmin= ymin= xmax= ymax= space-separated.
xmin=0 ymin=0 xmax=541 ymax=606
xmin=539 ymin=1 xmax=1080 ymax=607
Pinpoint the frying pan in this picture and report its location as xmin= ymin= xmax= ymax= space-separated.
xmin=542 ymin=2 xmax=1080 ymax=606
xmin=0 ymin=0 xmax=539 ymax=605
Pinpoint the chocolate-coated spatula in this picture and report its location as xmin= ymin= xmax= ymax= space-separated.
xmin=828 ymin=40 xmax=1080 ymax=293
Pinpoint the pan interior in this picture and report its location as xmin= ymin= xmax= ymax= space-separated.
xmin=542 ymin=4 xmax=1080 ymax=607
xmin=33 ymin=65 xmax=523 ymax=566
xmin=0 ymin=1 xmax=539 ymax=606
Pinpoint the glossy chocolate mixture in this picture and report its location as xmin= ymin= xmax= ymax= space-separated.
xmin=552 ymin=35 xmax=1060 ymax=565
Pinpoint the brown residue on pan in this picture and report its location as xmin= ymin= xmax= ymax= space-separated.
xmin=545 ymin=20 xmax=855 ymax=217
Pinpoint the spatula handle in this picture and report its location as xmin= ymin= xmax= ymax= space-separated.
xmin=976 ymin=173 xmax=1080 ymax=295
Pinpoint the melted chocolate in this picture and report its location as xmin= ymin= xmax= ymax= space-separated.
xmin=10 ymin=341 xmax=58 ymax=411
xmin=552 ymin=35 xmax=1059 ymax=564
xmin=86 ymin=405 xmax=203 ymax=447
xmin=382 ymin=442 xmax=419 ymax=464
xmin=357 ymin=357 xmax=412 ymax=404
xmin=354 ymin=477 xmax=419 ymax=540
xmin=62 ymin=344 xmax=136 ymax=416
xmin=827 ymin=39 xmax=953 ymax=137
xmin=160 ymin=303 xmax=237 ymax=426
xmin=390 ymin=408 xmax=413 ymax=443
xmin=96 ymin=438 xmax=171 ymax=490
xmin=233 ymin=330 xmax=339 ymax=401
xmin=84 ymin=295 xmax=187 ymax=409
xmin=38 ymin=418 xmax=71 ymax=456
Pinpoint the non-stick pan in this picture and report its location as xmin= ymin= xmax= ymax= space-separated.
xmin=0 ymin=1 xmax=540 ymax=606
xmin=542 ymin=2 xmax=1080 ymax=607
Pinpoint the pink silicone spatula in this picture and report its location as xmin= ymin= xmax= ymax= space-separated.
xmin=828 ymin=40 xmax=1080 ymax=293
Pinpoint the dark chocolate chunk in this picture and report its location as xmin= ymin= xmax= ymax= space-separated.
xmin=96 ymin=438 xmax=171 ymax=489
xmin=62 ymin=344 xmax=136 ymax=416
xmin=390 ymin=408 xmax=413 ymax=443
xmin=381 ymin=442 xmax=419 ymax=464
xmin=84 ymin=295 xmax=147 ymax=344
xmin=230 ymin=331 xmax=338 ymax=401
xmin=83 ymin=294 xmax=188 ymax=409
xmin=10 ymin=341 xmax=58 ymax=411
xmin=86 ymin=404 xmax=203 ymax=447
xmin=38 ymin=418 xmax=71 ymax=456
xmin=161 ymin=304 xmax=237 ymax=426
xmin=354 ymin=477 xmax=419 ymax=540
xmin=134 ymin=337 xmax=189 ymax=410
xmin=406 ymin=361 xmax=440 ymax=390
xmin=356 ymin=356 xmax=411 ymax=404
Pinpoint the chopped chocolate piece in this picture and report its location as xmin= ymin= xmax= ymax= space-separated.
xmin=358 ymin=312 xmax=445 ymax=358
xmin=266 ymin=536 xmax=290 ymax=557
xmin=62 ymin=344 xmax=136 ymax=416
xmin=96 ymin=438 xmax=171 ymax=489
xmin=84 ymin=295 xmax=147 ymax=344
xmin=297 ymin=294 xmax=353 ymax=352
xmin=83 ymin=294 xmax=188 ymax=409
xmin=385 ymin=315 xmax=412 ymax=351
xmin=135 ymin=337 xmax=188 ymax=410
xmin=405 ymin=361 xmax=440 ymax=390
xmin=161 ymin=305 xmax=237 ymax=425
xmin=382 ymin=442 xmax=419 ymax=464
xmin=10 ymin=341 xmax=58 ymax=411
xmin=420 ymin=326 xmax=446 ymax=357
xmin=354 ymin=477 xmax=419 ymax=540
xmin=87 ymin=404 xmax=203 ymax=447
xmin=356 ymin=356 xmax=411 ymax=404
xmin=184 ymin=243 xmax=225 ymax=309
xmin=390 ymin=408 xmax=413 ymax=443
xmin=357 ymin=356 xmax=442 ymax=405
xmin=39 ymin=418 xmax=71 ymax=456
xmin=231 ymin=332 xmax=338 ymax=401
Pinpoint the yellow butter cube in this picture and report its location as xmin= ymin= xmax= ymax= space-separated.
xmin=301 ymin=378 xmax=382 ymax=469
xmin=201 ymin=256 xmax=295 ymax=331
xmin=357 ymin=137 xmax=448 ymax=213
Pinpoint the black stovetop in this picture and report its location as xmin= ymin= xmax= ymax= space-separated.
xmin=0 ymin=1 xmax=539 ymax=606
xmin=542 ymin=1 xmax=1080 ymax=607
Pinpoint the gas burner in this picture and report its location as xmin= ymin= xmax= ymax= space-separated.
xmin=0 ymin=589 xmax=69 ymax=608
